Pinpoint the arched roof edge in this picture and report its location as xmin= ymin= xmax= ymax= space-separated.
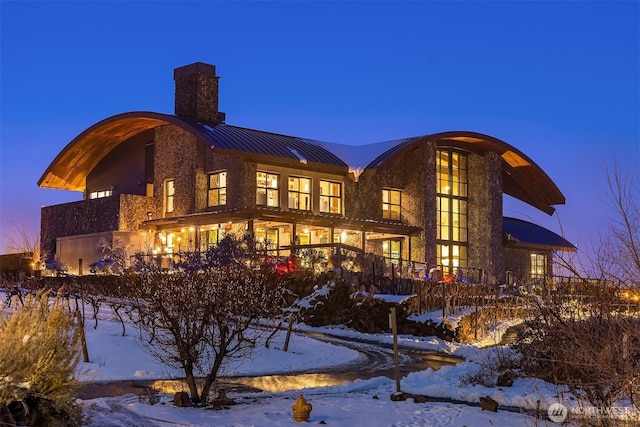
xmin=37 ymin=112 xmax=211 ymax=191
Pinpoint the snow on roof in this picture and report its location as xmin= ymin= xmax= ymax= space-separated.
xmin=305 ymin=137 xmax=415 ymax=172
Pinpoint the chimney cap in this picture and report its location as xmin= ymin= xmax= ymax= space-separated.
xmin=174 ymin=62 xmax=217 ymax=80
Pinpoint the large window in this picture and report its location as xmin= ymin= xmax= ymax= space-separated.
xmin=530 ymin=253 xmax=547 ymax=279
xmin=208 ymin=171 xmax=227 ymax=207
xmin=382 ymin=189 xmax=401 ymax=220
xmin=320 ymin=180 xmax=341 ymax=214
xmin=257 ymin=172 xmax=279 ymax=207
xmin=164 ymin=179 xmax=175 ymax=214
xmin=288 ymin=176 xmax=311 ymax=210
xmin=436 ymin=150 xmax=468 ymax=272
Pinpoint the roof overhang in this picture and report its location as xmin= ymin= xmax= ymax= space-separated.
xmin=39 ymin=112 xmax=187 ymax=191
xmin=364 ymin=131 xmax=565 ymax=215
xmin=141 ymin=207 xmax=422 ymax=236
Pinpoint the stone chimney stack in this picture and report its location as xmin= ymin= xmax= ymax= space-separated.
xmin=173 ymin=62 xmax=225 ymax=123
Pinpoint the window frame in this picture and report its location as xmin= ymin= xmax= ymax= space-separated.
xmin=164 ymin=179 xmax=175 ymax=214
xmin=530 ymin=253 xmax=547 ymax=279
xmin=288 ymin=176 xmax=312 ymax=211
xmin=382 ymin=239 xmax=403 ymax=266
xmin=208 ymin=171 xmax=227 ymax=207
xmin=89 ymin=189 xmax=113 ymax=200
xmin=382 ymin=188 xmax=402 ymax=221
xmin=436 ymin=150 xmax=468 ymax=272
xmin=256 ymin=171 xmax=280 ymax=207
xmin=319 ymin=180 xmax=342 ymax=214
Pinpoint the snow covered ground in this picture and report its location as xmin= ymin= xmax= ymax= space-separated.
xmin=5 ymin=288 xmax=635 ymax=426
xmin=75 ymin=302 xmax=580 ymax=427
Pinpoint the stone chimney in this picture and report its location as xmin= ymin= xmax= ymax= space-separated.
xmin=174 ymin=62 xmax=225 ymax=123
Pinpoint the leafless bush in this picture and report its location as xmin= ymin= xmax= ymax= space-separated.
xmin=128 ymin=264 xmax=285 ymax=404
xmin=0 ymin=291 xmax=82 ymax=426
xmin=516 ymin=281 xmax=640 ymax=424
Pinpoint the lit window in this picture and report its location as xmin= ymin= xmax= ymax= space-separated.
xmin=320 ymin=180 xmax=341 ymax=214
xmin=201 ymin=227 xmax=225 ymax=251
xmin=257 ymin=172 xmax=279 ymax=207
xmin=208 ymin=171 xmax=227 ymax=207
xmin=382 ymin=189 xmax=401 ymax=220
xmin=165 ymin=180 xmax=174 ymax=213
xmin=531 ymin=253 xmax=547 ymax=279
xmin=383 ymin=239 xmax=402 ymax=266
xmin=288 ymin=176 xmax=312 ymax=210
xmin=255 ymin=227 xmax=279 ymax=250
xmin=89 ymin=189 xmax=113 ymax=199
xmin=436 ymin=150 xmax=468 ymax=273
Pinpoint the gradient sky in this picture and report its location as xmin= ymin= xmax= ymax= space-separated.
xmin=1 ymin=1 xmax=638 ymax=260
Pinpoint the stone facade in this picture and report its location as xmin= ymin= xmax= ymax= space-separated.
xmin=41 ymin=194 xmax=154 ymax=272
xmin=467 ymin=151 xmax=503 ymax=280
xmin=153 ymin=125 xmax=205 ymax=218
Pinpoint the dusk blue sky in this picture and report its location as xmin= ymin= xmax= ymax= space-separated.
xmin=1 ymin=1 xmax=638 ymax=263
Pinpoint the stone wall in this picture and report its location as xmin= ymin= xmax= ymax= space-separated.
xmin=118 ymin=194 xmax=156 ymax=231
xmin=206 ymin=151 xmax=248 ymax=210
xmin=153 ymin=125 xmax=206 ymax=217
xmin=467 ymin=151 xmax=503 ymax=279
xmin=40 ymin=194 xmax=155 ymax=258
xmin=349 ymin=141 xmax=437 ymax=266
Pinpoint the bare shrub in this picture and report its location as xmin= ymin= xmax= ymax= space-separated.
xmin=0 ymin=291 xmax=82 ymax=426
xmin=128 ymin=262 xmax=284 ymax=404
xmin=516 ymin=281 xmax=640 ymax=423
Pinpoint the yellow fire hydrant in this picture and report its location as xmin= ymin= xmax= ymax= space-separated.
xmin=291 ymin=394 xmax=312 ymax=422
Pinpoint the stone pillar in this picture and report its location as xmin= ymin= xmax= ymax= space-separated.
xmin=468 ymin=151 xmax=503 ymax=280
xmin=422 ymin=141 xmax=438 ymax=268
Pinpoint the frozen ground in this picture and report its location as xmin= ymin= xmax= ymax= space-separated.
xmin=76 ymin=302 xmax=576 ymax=426
xmin=4 ymin=289 xmax=634 ymax=426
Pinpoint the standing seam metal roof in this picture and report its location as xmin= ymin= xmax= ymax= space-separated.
xmin=184 ymin=118 xmax=347 ymax=167
xmin=503 ymin=217 xmax=576 ymax=250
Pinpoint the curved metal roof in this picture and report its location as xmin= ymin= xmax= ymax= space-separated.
xmin=38 ymin=112 xmax=347 ymax=191
xmin=503 ymin=217 xmax=576 ymax=251
xmin=39 ymin=113 xmax=564 ymax=215
xmin=363 ymin=131 xmax=565 ymax=215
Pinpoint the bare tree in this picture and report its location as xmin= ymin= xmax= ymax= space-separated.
xmin=4 ymin=222 xmax=47 ymax=273
xmin=590 ymin=160 xmax=640 ymax=288
xmin=129 ymin=253 xmax=284 ymax=404
xmin=515 ymin=161 xmax=640 ymax=424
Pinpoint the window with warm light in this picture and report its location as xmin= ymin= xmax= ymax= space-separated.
xmin=257 ymin=172 xmax=279 ymax=207
xmin=255 ymin=227 xmax=278 ymax=250
xmin=208 ymin=171 xmax=227 ymax=207
xmin=530 ymin=253 xmax=547 ymax=279
xmin=383 ymin=239 xmax=402 ymax=265
xmin=382 ymin=189 xmax=401 ymax=220
xmin=319 ymin=180 xmax=341 ymax=214
xmin=89 ymin=189 xmax=113 ymax=199
xmin=200 ymin=227 xmax=225 ymax=251
xmin=288 ymin=176 xmax=311 ymax=210
xmin=436 ymin=150 xmax=468 ymax=272
xmin=164 ymin=180 xmax=175 ymax=214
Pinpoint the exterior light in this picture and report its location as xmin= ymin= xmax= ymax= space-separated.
xmin=189 ymin=226 xmax=195 ymax=232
